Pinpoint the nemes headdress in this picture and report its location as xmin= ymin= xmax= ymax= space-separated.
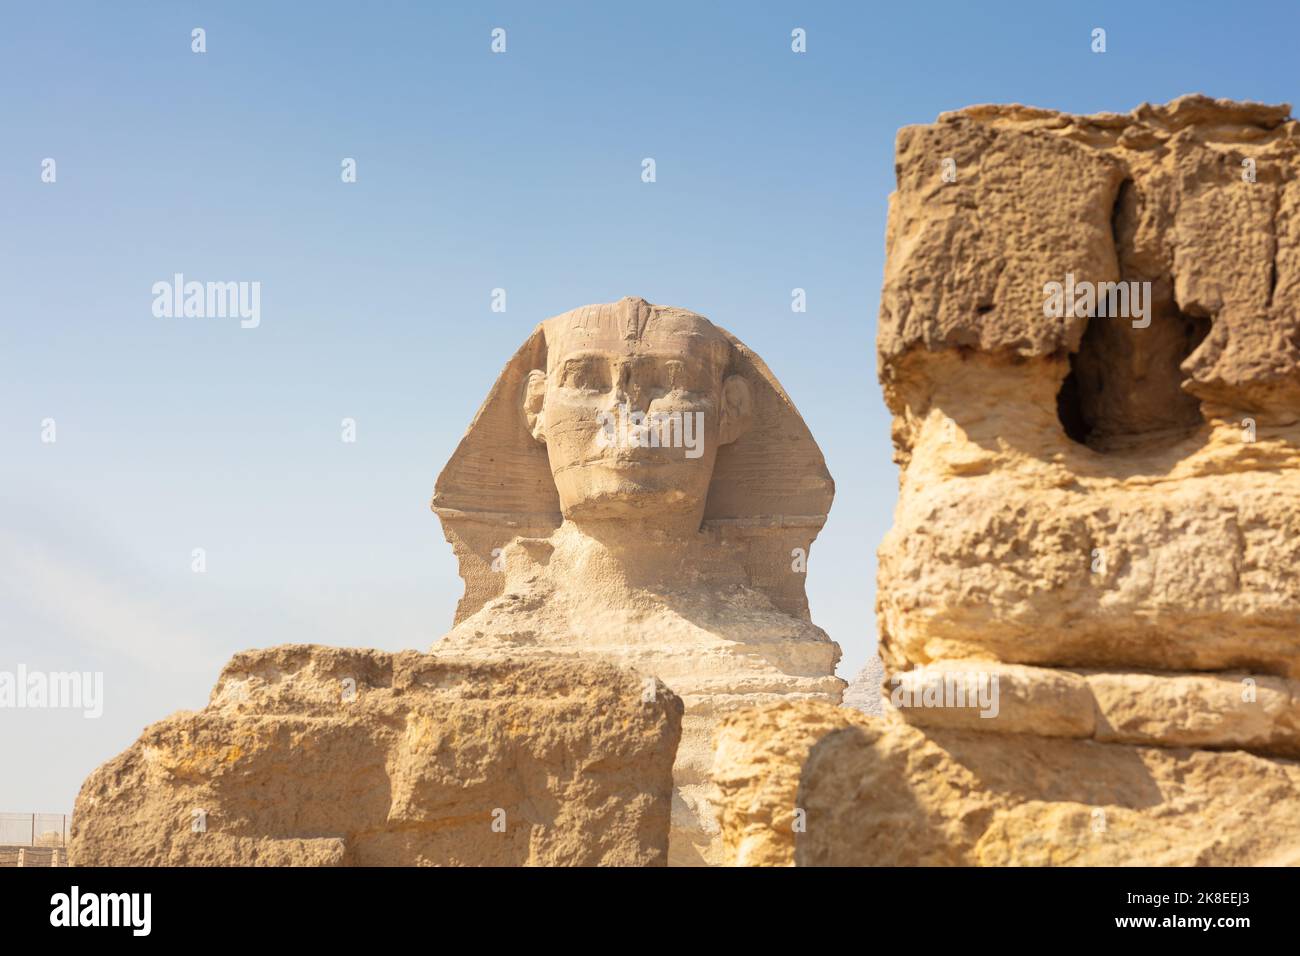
xmin=431 ymin=297 xmax=834 ymax=623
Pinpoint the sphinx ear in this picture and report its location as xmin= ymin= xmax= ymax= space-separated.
xmin=522 ymin=369 xmax=547 ymax=444
xmin=718 ymin=374 xmax=753 ymax=446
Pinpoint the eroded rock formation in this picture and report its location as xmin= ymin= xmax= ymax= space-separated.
xmin=878 ymin=94 xmax=1300 ymax=676
xmin=712 ymin=95 xmax=1300 ymax=866
xmin=71 ymin=646 xmax=682 ymax=866
xmin=431 ymin=297 xmax=844 ymax=864
xmin=715 ymin=699 xmax=1300 ymax=866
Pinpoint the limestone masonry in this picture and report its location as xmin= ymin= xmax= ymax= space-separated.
xmin=713 ymin=95 xmax=1300 ymax=866
xmin=72 ymin=647 xmax=682 ymax=865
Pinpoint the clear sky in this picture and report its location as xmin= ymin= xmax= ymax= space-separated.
xmin=3 ymin=0 xmax=1298 ymax=812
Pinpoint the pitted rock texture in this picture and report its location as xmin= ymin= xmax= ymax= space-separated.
xmin=878 ymin=95 xmax=1300 ymax=683
xmin=713 ymin=699 xmax=870 ymax=866
xmin=889 ymin=661 xmax=1300 ymax=755
xmin=70 ymin=645 xmax=682 ymax=866
xmin=712 ymin=97 xmax=1300 ymax=868
xmin=713 ymin=700 xmax=1300 ymax=866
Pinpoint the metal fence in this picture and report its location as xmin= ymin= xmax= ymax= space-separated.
xmin=0 ymin=813 xmax=70 ymax=847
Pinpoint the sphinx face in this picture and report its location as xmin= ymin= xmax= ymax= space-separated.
xmin=525 ymin=312 xmax=751 ymax=524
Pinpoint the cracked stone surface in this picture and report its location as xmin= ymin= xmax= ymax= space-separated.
xmin=713 ymin=96 xmax=1300 ymax=866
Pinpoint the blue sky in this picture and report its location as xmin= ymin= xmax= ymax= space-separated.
xmin=3 ymin=1 xmax=1297 ymax=811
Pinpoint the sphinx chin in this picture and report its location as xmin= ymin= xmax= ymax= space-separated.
xmin=558 ymin=472 xmax=699 ymax=516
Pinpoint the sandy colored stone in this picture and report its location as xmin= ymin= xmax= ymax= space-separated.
xmin=888 ymin=661 xmax=1095 ymax=736
xmin=877 ymin=95 xmax=1300 ymax=682
xmin=713 ymin=700 xmax=1300 ymax=866
xmin=1086 ymin=669 xmax=1300 ymax=755
xmin=71 ymin=645 xmax=682 ymax=866
xmin=709 ymin=97 xmax=1300 ymax=868
xmin=712 ymin=699 xmax=870 ymax=866
xmin=885 ymin=660 xmax=1300 ymax=756
xmin=430 ymin=297 xmax=843 ymax=864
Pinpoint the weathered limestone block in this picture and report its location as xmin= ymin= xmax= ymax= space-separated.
xmin=713 ymin=699 xmax=867 ymax=866
xmin=71 ymin=645 xmax=682 ymax=866
xmin=1086 ymin=670 xmax=1300 ymax=754
xmin=889 ymin=661 xmax=1096 ymax=736
xmin=880 ymin=96 xmax=1300 ymax=413
xmin=713 ymin=97 xmax=1300 ymax=868
xmin=877 ymin=96 xmax=1300 ymax=682
xmin=714 ymin=700 xmax=1300 ymax=866
xmin=888 ymin=660 xmax=1300 ymax=756
xmin=431 ymin=297 xmax=843 ymax=865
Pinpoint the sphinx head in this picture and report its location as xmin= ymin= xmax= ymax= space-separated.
xmin=522 ymin=298 xmax=753 ymax=526
xmin=433 ymin=297 xmax=832 ymax=623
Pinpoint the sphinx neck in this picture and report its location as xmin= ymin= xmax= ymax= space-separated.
xmin=553 ymin=517 xmax=728 ymax=592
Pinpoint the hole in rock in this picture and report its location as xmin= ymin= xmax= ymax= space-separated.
xmin=1056 ymin=365 xmax=1090 ymax=445
xmin=1056 ymin=178 xmax=1212 ymax=452
xmin=1057 ymin=303 xmax=1210 ymax=451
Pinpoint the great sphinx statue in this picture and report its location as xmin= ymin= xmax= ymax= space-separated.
xmin=431 ymin=296 xmax=844 ymax=864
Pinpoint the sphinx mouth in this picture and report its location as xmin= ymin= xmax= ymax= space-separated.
xmin=578 ymin=455 xmax=675 ymax=468
xmin=552 ymin=456 xmax=678 ymax=476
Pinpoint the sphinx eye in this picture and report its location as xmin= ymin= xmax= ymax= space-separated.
xmin=563 ymin=359 xmax=610 ymax=391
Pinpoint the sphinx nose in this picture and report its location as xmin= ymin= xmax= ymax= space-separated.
xmin=613 ymin=363 xmax=648 ymax=411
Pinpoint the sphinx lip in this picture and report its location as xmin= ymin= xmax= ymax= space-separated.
xmin=578 ymin=456 xmax=673 ymax=468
